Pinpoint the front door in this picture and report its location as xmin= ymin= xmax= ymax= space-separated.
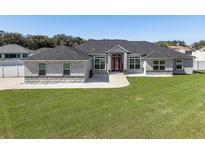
xmin=112 ymin=54 xmax=123 ymax=71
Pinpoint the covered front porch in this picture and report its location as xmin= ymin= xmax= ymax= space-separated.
xmin=107 ymin=45 xmax=128 ymax=73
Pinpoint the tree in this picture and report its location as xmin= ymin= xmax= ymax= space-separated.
xmin=156 ymin=40 xmax=187 ymax=47
xmin=24 ymin=35 xmax=54 ymax=50
xmin=0 ymin=30 xmax=86 ymax=50
xmin=192 ymin=40 xmax=205 ymax=50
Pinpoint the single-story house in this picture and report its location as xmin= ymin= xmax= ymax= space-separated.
xmin=24 ymin=40 xmax=193 ymax=83
xmin=0 ymin=44 xmax=30 ymax=77
xmin=23 ymin=40 xmax=194 ymax=84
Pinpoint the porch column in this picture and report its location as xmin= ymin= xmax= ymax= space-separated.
xmin=123 ymin=53 xmax=127 ymax=70
xmin=143 ymin=60 xmax=146 ymax=75
xmin=107 ymin=53 xmax=111 ymax=72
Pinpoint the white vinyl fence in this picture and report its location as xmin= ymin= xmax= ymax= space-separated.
xmin=0 ymin=65 xmax=24 ymax=78
xmin=193 ymin=61 xmax=205 ymax=70
xmin=192 ymin=51 xmax=205 ymax=70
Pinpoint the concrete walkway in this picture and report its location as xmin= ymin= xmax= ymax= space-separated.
xmin=0 ymin=73 xmax=129 ymax=90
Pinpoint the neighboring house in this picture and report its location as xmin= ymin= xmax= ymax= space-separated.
xmin=0 ymin=44 xmax=31 ymax=77
xmin=0 ymin=45 xmax=52 ymax=78
xmin=168 ymin=45 xmax=194 ymax=55
xmin=192 ymin=49 xmax=205 ymax=70
xmin=24 ymin=40 xmax=194 ymax=84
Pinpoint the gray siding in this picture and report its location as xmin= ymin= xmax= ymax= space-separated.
xmin=24 ymin=60 xmax=88 ymax=83
xmin=70 ymin=62 xmax=85 ymax=76
xmin=46 ymin=62 xmax=62 ymax=76
xmin=24 ymin=61 xmax=38 ymax=76
xmin=145 ymin=59 xmax=173 ymax=75
xmin=173 ymin=59 xmax=193 ymax=74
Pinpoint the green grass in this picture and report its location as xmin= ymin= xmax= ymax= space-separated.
xmin=1 ymin=74 xmax=205 ymax=138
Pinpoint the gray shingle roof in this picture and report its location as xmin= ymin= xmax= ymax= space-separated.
xmin=143 ymin=48 xmax=194 ymax=59
xmin=24 ymin=46 xmax=89 ymax=60
xmin=75 ymin=39 xmax=193 ymax=59
xmin=0 ymin=44 xmax=31 ymax=54
xmin=75 ymin=40 xmax=155 ymax=55
xmin=29 ymin=47 xmax=52 ymax=55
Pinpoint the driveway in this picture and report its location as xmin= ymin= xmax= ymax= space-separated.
xmin=0 ymin=78 xmax=24 ymax=90
xmin=0 ymin=73 xmax=129 ymax=90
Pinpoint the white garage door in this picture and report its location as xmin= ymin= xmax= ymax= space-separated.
xmin=0 ymin=65 xmax=24 ymax=78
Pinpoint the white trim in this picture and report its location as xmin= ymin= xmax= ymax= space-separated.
xmin=176 ymin=59 xmax=183 ymax=70
xmin=93 ymin=56 xmax=106 ymax=70
xmin=106 ymin=44 xmax=130 ymax=54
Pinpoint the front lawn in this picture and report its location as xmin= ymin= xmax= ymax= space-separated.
xmin=1 ymin=74 xmax=205 ymax=138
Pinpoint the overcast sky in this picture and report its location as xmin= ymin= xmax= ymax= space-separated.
xmin=0 ymin=15 xmax=204 ymax=45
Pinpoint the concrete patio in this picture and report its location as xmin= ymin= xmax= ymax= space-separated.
xmin=0 ymin=73 xmax=129 ymax=90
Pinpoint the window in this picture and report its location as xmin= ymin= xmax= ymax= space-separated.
xmin=5 ymin=53 xmax=20 ymax=59
xmin=176 ymin=59 xmax=183 ymax=70
xmin=94 ymin=56 xmax=105 ymax=70
xmin=129 ymin=57 xmax=140 ymax=69
xmin=38 ymin=63 xmax=46 ymax=76
xmin=63 ymin=63 xmax=71 ymax=75
xmin=22 ymin=53 xmax=28 ymax=58
xmin=0 ymin=54 xmax=2 ymax=59
xmin=153 ymin=60 xmax=165 ymax=71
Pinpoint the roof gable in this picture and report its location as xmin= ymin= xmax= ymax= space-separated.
xmin=75 ymin=40 xmax=155 ymax=55
xmin=143 ymin=48 xmax=194 ymax=59
xmin=106 ymin=45 xmax=130 ymax=54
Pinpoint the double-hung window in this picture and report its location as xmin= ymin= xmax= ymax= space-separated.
xmin=0 ymin=54 xmax=2 ymax=59
xmin=94 ymin=56 xmax=105 ymax=70
xmin=176 ymin=59 xmax=183 ymax=70
xmin=153 ymin=60 xmax=165 ymax=71
xmin=129 ymin=57 xmax=140 ymax=69
xmin=63 ymin=63 xmax=71 ymax=75
xmin=38 ymin=63 xmax=46 ymax=76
